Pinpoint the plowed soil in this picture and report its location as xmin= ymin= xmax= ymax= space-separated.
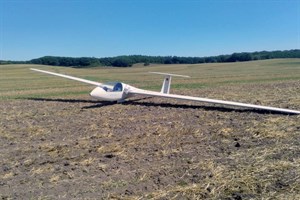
xmin=1 ymin=80 xmax=300 ymax=199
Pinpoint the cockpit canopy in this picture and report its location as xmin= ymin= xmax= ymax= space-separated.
xmin=102 ymin=82 xmax=123 ymax=92
xmin=113 ymin=82 xmax=123 ymax=92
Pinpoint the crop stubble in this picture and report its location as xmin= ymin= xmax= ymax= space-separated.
xmin=0 ymin=60 xmax=300 ymax=199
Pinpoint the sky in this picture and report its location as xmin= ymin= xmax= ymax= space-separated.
xmin=0 ymin=0 xmax=299 ymax=61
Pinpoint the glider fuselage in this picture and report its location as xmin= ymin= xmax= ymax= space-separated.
xmin=89 ymin=82 xmax=134 ymax=102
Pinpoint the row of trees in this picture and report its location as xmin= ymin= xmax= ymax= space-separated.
xmin=1 ymin=49 xmax=299 ymax=67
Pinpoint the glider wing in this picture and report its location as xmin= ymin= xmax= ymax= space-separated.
xmin=129 ymin=88 xmax=300 ymax=114
xmin=30 ymin=68 xmax=103 ymax=86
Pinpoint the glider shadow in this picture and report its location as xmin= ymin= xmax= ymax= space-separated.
xmin=26 ymin=97 xmax=115 ymax=109
xmin=81 ymin=97 xmax=154 ymax=109
xmin=123 ymin=100 xmax=294 ymax=115
xmin=26 ymin=97 xmax=154 ymax=109
xmin=26 ymin=97 xmax=99 ymax=104
xmin=26 ymin=97 xmax=294 ymax=115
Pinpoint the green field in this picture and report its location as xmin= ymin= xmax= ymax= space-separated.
xmin=1 ymin=58 xmax=300 ymax=100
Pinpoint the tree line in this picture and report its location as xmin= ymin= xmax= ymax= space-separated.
xmin=1 ymin=49 xmax=299 ymax=67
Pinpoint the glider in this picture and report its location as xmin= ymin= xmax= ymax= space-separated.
xmin=30 ymin=68 xmax=300 ymax=114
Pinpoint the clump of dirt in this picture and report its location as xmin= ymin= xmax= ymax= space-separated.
xmin=0 ymin=81 xmax=299 ymax=199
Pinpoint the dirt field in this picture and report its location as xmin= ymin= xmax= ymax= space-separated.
xmin=1 ymin=60 xmax=300 ymax=199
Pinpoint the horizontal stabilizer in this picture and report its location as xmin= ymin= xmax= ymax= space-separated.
xmin=149 ymin=72 xmax=190 ymax=78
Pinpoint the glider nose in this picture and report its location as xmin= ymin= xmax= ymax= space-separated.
xmin=90 ymin=87 xmax=104 ymax=99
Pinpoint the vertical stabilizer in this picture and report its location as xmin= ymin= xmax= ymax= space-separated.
xmin=148 ymin=72 xmax=190 ymax=94
xmin=161 ymin=75 xmax=172 ymax=94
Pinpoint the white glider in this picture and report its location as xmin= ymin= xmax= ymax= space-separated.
xmin=30 ymin=68 xmax=300 ymax=114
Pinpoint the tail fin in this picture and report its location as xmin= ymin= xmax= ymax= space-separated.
xmin=148 ymin=72 xmax=190 ymax=94
xmin=161 ymin=75 xmax=172 ymax=94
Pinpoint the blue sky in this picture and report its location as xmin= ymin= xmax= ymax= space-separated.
xmin=0 ymin=0 xmax=299 ymax=60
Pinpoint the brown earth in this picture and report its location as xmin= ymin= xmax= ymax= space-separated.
xmin=0 ymin=81 xmax=300 ymax=199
